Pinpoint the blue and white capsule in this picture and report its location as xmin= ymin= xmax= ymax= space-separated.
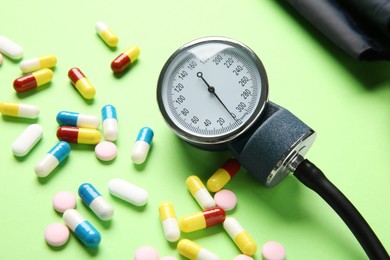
xmin=101 ymin=104 xmax=118 ymax=141
xmin=63 ymin=209 xmax=101 ymax=248
xmin=56 ymin=111 xmax=100 ymax=129
xmin=78 ymin=183 xmax=114 ymax=221
xmin=131 ymin=127 xmax=154 ymax=164
xmin=35 ymin=141 xmax=71 ymax=177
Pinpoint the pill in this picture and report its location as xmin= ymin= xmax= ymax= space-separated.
xmin=214 ymin=189 xmax=237 ymax=211
xmin=56 ymin=126 xmax=101 ymax=144
xmin=52 ymin=191 xmax=77 ymax=213
xmin=101 ymin=104 xmax=118 ymax=141
xmin=108 ymin=178 xmax=148 ymax=206
xmin=95 ymin=141 xmax=117 ymax=161
xmin=56 ymin=111 xmax=100 ymax=129
xmin=134 ymin=246 xmax=159 ymax=260
xmin=223 ymin=217 xmax=257 ymax=256
xmin=0 ymin=102 xmax=39 ymax=119
xmin=63 ymin=209 xmax=101 ymax=248
xmin=179 ymin=207 xmax=225 ymax=233
xmin=35 ymin=141 xmax=71 ymax=177
xmin=19 ymin=54 xmax=57 ymax=73
xmin=159 ymin=202 xmax=180 ymax=242
xmin=111 ymin=46 xmax=140 ymax=73
xmin=95 ymin=21 xmax=118 ymax=48
xmin=262 ymin=241 xmax=285 ymax=260
xmin=44 ymin=223 xmax=70 ymax=247
xmin=177 ymin=239 xmax=220 ymax=260
xmin=12 ymin=124 xmax=43 ymax=157
xmin=13 ymin=68 xmax=53 ymax=93
xmin=78 ymin=183 xmax=114 ymax=221
xmin=0 ymin=35 xmax=23 ymax=60
xmin=207 ymin=158 xmax=240 ymax=192
xmin=186 ymin=175 xmax=215 ymax=209
xmin=68 ymin=67 xmax=96 ymax=99
xmin=131 ymin=127 xmax=153 ymax=164
xmin=234 ymin=255 xmax=254 ymax=260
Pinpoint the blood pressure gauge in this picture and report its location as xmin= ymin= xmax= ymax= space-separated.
xmin=156 ymin=37 xmax=389 ymax=259
xmin=157 ymin=37 xmax=316 ymax=187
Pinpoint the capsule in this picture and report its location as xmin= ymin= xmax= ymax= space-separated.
xmin=68 ymin=67 xmax=96 ymax=99
xmin=223 ymin=217 xmax=257 ymax=256
xmin=177 ymin=239 xmax=220 ymax=260
xmin=13 ymin=68 xmax=53 ymax=93
xmin=12 ymin=124 xmax=43 ymax=157
xmin=95 ymin=21 xmax=118 ymax=48
xmin=63 ymin=209 xmax=101 ymax=248
xmin=19 ymin=54 xmax=57 ymax=73
xmin=57 ymin=126 xmax=101 ymax=144
xmin=159 ymin=202 xmax=180 ymax=242
xmin=131 ymin=127 xmax=153 ymax=164
xmin=179 ymin=207 xmax=225 ymax=233
xmin=111 ymin=46 xmax=140 ymax=73
xmin=35 ymin=141 xmax=71 ymax=177
xmin=186 ymin=175 xmax=215 ymax=209
xmin=78 ymin=183 xmax=114 ymax=221
xmin=0 ymin=35 xmax=23 ymax=60
xmin=0 ymin=102 xmax=39 ymax=119
xmin=101 ymin=104 xmax=118 ymax=141
xmin=207 ymin=158 xmax=240 ymax=192
xmin=108 ymin=178 xmax=148 ymax=206
xmin=56 ymin=111 xmax=100 ymax=129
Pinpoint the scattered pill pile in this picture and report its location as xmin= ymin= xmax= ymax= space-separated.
xmin=0 ymin=24 xmax=286 ymax=259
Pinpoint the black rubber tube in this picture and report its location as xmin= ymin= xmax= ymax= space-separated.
xmin=294 ymin=159 xmax=389 ymax=260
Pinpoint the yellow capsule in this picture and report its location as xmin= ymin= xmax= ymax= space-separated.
xmin=19 ymin=54 xmax=57 ymax=73
xmin=159 ymin=202 xmax=180 ymax=242
xmin=0 ymin=102 xmax=39 ymax=118
xmin=177 ymin=239 xmax=220 ymax=260
xmin=57 ymin=126 xmax=101 ymax=144
xmin=13 ymin=68 xmax=54 ymax=93
xmin=95 ymin=21 xmax=118 ymax=48
xmin=186 ymin=175 xmax=215 ymax=209
xmin=111 ymin=46 xmax=140 ymax=73
xmin=223 ymin=217 xmax=257 ymax=256
xmin=179 ymin=207 xmax=225 ymax=233
xmin=207 ymin=158 xmax=240 ymax=192
xmin=68 ymin=67 xmax=96 ymax=99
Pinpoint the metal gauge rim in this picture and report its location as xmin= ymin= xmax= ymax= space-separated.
xmin=157 ymin=36 xmax=269 ymax=148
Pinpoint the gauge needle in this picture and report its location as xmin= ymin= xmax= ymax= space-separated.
xmin=197 ymin=72 xmax=237 ymax=122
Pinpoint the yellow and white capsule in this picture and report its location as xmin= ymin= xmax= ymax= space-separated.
xmin=178 ymin=239 xmax=220 ymax=260
xmin=0 ymin=102 xmax=39 ymax=119
xmin=159 ymin=202 xmax=180 ymax=242
xmin=186 ymin=175 xmax=215 ymax=209
xmin=223 ymin=217 xmax=257 ymax=256
xmin=19 ymin=54 xmax=57 ymax=73
xmin=95 ymin=21 xmax=118 ymax=48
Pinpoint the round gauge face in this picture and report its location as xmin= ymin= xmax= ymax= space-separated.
xmin=157 ymin=37 xmax=269 ymax=148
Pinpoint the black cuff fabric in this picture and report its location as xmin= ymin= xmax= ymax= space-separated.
xmin=283 ymin=0 xmax=390 ymax=61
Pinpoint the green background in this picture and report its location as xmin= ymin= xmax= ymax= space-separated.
xmin=1 ymin=0 xmax=389 ymax=259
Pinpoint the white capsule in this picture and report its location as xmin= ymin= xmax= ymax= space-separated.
xmin=78 ymin=183 xmax=114 ymax=221
xmin=35 ymin=141 xmax=71 ymax=177
xmin=12 ymin=124 xmax=43 ymax=157
xmin=108 ymin=178 xmax=148 ymax=206
xmin=0 ymin=35 xmax=23 ymax=60
xmin=131 ymin=127 xmax=154 ymax=164
xmin=102 ymin=104 xmax=118 ymax=141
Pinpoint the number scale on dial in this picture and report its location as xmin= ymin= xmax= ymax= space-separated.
xmin=166 ymin=49 xmax=260 ymax=138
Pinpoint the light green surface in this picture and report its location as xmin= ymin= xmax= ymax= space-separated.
xmin=0 ymin=1 xmax=389 ymax=259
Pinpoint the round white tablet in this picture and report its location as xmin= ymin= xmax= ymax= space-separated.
xmin=95 ymin=141 xmax=117 ymax=161
xmin=44 ymin=223 xmax=69 ymax=247
xmin=52 ymin=191 xmax=76 ymax=213
xmin=262 ymin=241 xmax=286 ymax=260
xmin=214 ymin=189 xmax=237 ymax=211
